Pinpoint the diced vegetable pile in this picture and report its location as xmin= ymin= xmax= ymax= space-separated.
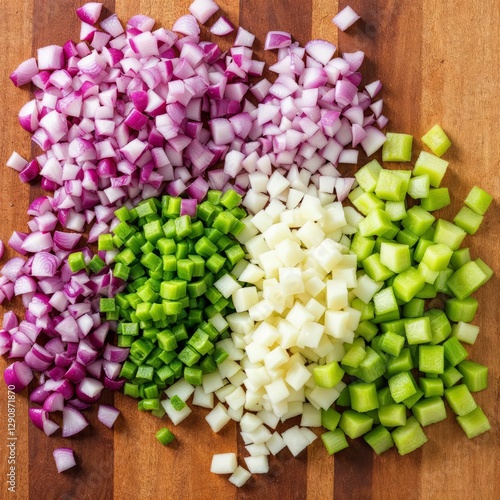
xmin=0 ymin=0 xmax=494 ymax=487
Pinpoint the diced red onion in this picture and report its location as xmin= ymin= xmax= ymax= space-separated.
xmin=3 ymin=361 xmax=34 ymax=392
xmin=210 ymin=16 xmax=234 ymax=36
xmin=53 ymin=448 xmax=77 ymax=473
xmin=97 ymin=404 xmax=120 ymax=428
xmin=188 ymin=0 xmax=219 ymax=24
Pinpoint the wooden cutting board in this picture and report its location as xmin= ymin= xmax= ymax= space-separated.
xmin=0 ymin=1 xmax=499 ymax=498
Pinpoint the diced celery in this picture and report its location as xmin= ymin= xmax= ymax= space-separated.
xmin=453 ymin=206 xmax=484 ymax=235
xmin=393 ymin=267 xmax=425 ymax=302
xmin=456 ymin=406 xmax=491 ymax=439
xmin=382 ymin=133 xmax=413 ymax=162
xmin=378 ymin=404 xmax=407 ymax=427
xmin=421 ymin=124 xmax=452 ymax=157
xmin=407 ymin=174 xmax=430 ymax=199
xmin=385 ymin=201 xmax=407 ymax=221
xmin=375 ymin=170 xmax=406 ymax=201
xmin=447 ymin=261 xmax=487 ymax=300
xmin=358 ymin=209 xmax=393 ymax=237
xmin=404 ymin=317 xmax=432 ymax=345
xmin=349 ymin=382 xmax=379 ymax=413
xmin=440 ymin=366 xmax=463 ymax=388
xmin=353 ymin=192 xmax=385 ymax=216
xmin=420 ymin=187 xmax=451 ymax=212
xmin=433 ymin=219 xmax=466 ymax=251
xmin=388 ymin=371 xmax=416 ymax=403
xmin=391 ymin=416 xmax=428 ymax=455
xmin=419 ymin=377 xmax=444 ymax=398
xmin=444 ymin=384 xmax=477 ymax=416
xmin=419 ymin=345 xmax=444 ymax=374
xmin=364 ymin=425 xmax=394 ymax=454
xmin=445 ymin=297 xmax=478 ymax=323
xmin=339 ymin=410 xmax=373 ymax=439
xmin=402 ymin=206 xmax=435 ymax=236
xmin=412 ymin=397 xmax=447 ymax=426
xmin=355 ymin=160 xmax=383 ymax=192
xmin=451 ymin=321 xmax=479 ymax=345
xmin=380 ymin=242 xmax=411 ymax=273
xmin=413 ymin=151 xmax=449 ymax=187
xmin=464 ymin=186 xmax=493 ymax=215
xmin=321 ymin=429 xmax=349 ymax=454
xmin=457 ymin=361 xmax=488 ymax=392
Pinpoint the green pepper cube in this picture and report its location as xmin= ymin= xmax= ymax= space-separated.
xmin=176 ymin=259 xmax=194 ymax=281
xmin=220 ymin=190 xmax=242 ymax=210
xmin=68 ymin=251 xmax=86 ymax=272
xmin=382 ymin=133 xmax=413 ymax=162
xmin=100 ymin=297 xmax=116 ymax=313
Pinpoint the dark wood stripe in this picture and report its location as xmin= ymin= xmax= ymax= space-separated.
xmin=28 ymin=2 xmax=115 ymax=499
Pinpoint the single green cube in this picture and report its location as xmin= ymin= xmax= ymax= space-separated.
xmin=355 ymin=159 xmax=382 ymax=192
xmin=321 ymin=408 xmax=341 ymax=431
xmin=412 ymin=397 xmax=447 ymax=426
xmin=357 ymin=347 xmax=387 ymax=383
xmin=388 ymin=371 xmax=417 ymax=403
xmin=391 ymin=416 xmax=428 ymax=455
xmin=413 ymin=151 xmax=449 ymax=187
xmin=348 ymin=382 xmax=379 ymax=413
xmin=396 ymin=229 xmax=419 ymax=248
xmin=433 ymin=219 xmax=467 ymax=251
xmin=68 ymin=251 xmax=86 ymax=272
xmin=382 ymin=133 xmax=413 ymax=162
xmin=385 ymin=201 xmax=407 ymax=221
xmin=352 ymin=192 xmax=385 ymax=216
xmin=401 ymin=206 xmax=435 ymax=236
xmin=375 ymin=169 xmax=406 ymax=202
xmin=420 ymin=187 xmax=451 ymax=212
xmin=378 ymin=331 xmax=405 ymax=357
xmin=380 ymin=242 xmax=411 ymax=273
xmin=407 ymin=174 xmax=430 ymax=200
xmin=364 ymin=425 xmax=394 ymax=455
xmin=373 ymin=287 xmax=399 ymax=316
xmin=419 ymin=377 xmax=444 ymax=398
xmin=421 ymin=124 xmax=452 ymax=157
xmin=358 ymin=209 xmax=393 ymax=237
xmin=177 ymin=345 xmax=201 ymax=367
xmin=453 ymin=206 xmax=484 ymax=235
xmin=362 ymin=253 xmax=395 ymax=282
xmin=444 ymin=384 xmax=477 ymax=416
xmin=393 ymin=267 xmax=425 ymax=302
xmin=313 ymin=361 xmax=345 ymax=388
xmin=447 ymin=261 xmax=487 ymax=300
xmin=378 ymin=404 xmax=407 ymax=427
xmin=450 ymin=248 xmax=471 ymax=270
xmin=456 ymin=406 xmax=491 ymax=439
xmin=421 ymin=243 xmax=453 ymax=272
xmin=220 ymin=189 xmax=242 ymax=210
xmin=425 ymin=309 xmax=452 ymax=345
xmin=464 ymin=186 xmax=493 ymax=216
xmin=451 ymin=321 xmax=479 ymax=345
xmin=474 ymin=258 xmax=494 ymax=287
xmin=440 ymin=366 xmax=463 ymax=388
xmin=339 ymin=410 xmax=373 ymax=439
xmin=457 ymin=360 xmax=488 ymax=392
xmin=321 ymin=428 xmax=349 ymax=455
xmin=445 ymin=297 xmax=478 ymax=323
xmin=419 ymin=345 xmax=444 ymax=374
xmin=403 ymin=298 xmax=425 ymax=318
xmin=156 ymin=427 xmax=175 ymax=446
xmin=404 ymin=317 xmax=432 ymax=345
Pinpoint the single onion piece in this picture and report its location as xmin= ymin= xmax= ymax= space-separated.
xmin=332 ymin=6 xmax=361 ymax=31
xmin=9 ymin=57 xmax=39 ymax=87
xmin=3 ymin=361 xmax=34 ymax=392
xmin=188 ymin=0 xmax=220 ymax=24
xmin=53 ymin=448 xmax=77 ymax=473
xmin=97 ymin=404 xmax=120 ymax=428
xmin=76 ymin=2 xmax=103 ymax=25
xmin=62 ymin=406 xmax=88 ymax=437
xmin=210 ymin=16 xmax=235 ymax=36
xmin=305 ymin=40 xmax=336 ymax=65
xmin=0 ymin=239 xmax=4 ymax=260
xmin=264 ymin=31 xmax=292 ymax=50
xmin=172 ymin=14 xmax=200 ymax=37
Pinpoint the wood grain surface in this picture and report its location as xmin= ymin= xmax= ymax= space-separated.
xmin=0 ymin=1 xmax=499 ymax=499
